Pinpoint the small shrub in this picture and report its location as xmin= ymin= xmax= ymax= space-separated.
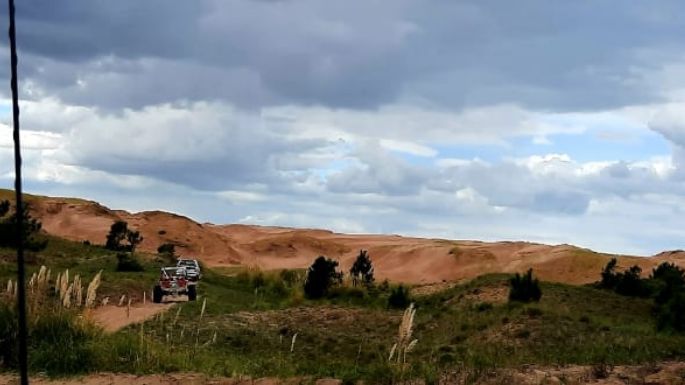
xmin=157 ymin=242 xmax=175 ymax=255
xmin=0 ymin=201 xmax=47 ymax=251
xmin=388 ymin=284 xmax=411 ymax=309
xmin=448 ymin=246 xmax=463 ymax=259
xmin=599 ymin=258 xmax=649 ymax=297
xmin=651 ymin=262 xmax=685 ymax=305
xmin=600 ymin=258 xmax=619 ymax=289
xmin=105 ymin=220 xmax=143 ymax=252
xmin=116 ymin=253 xmax=144 ymax=272
xmin=615 ymin=265 xmax=647 ymax=297
xmin=349 ymin=250 xmax=374 ymax=287
xmin=656 ymin=291 xmax=685 ymax=331
xmin=125 ymin=230 xmax=143 ymax=253
xmin=303 ymin=256 xmax=341 ymax=299
xmin=156 ymin=243 xmax=177 ymax=264
xmin=106 ymin=221 xmax=129 ymax=251
xmin=508 ymin=269 xmax=542 ymax=303
xmin=474 ymin=302 xmax=493 ymax=312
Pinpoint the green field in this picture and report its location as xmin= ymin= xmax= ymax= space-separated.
xmin=1 ymin=237 xmax=685 ymax=384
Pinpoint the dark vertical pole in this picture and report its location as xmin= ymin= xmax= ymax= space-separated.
xmin=8 ymin=0 xmax=29 ymax=384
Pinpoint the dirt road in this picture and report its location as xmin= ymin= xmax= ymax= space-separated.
xmin=87 ymin=302 xmax=175 ymax=332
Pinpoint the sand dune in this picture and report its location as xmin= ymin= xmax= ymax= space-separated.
xmin=7 ymin=189 xmax=685 ymax=285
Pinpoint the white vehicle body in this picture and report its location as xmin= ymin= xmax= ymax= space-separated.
xmin=176 ymin=258 xmax=201 ymax=282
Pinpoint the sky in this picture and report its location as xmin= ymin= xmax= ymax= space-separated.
xmin=1 ymin=1 xmax=685 ymax=255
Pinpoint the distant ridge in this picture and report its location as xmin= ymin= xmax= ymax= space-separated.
xmin=2 ymin=188 xmax=683 ymax=284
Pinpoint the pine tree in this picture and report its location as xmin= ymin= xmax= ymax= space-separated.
xmin=350 ymin=249 xmax=374 ymax=286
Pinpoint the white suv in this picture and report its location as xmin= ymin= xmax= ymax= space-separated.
xmin=176 ymin=259 xmax=201 ymax=282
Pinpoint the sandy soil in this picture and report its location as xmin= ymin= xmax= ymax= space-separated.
xmin=88 ymin=303 xmax=175 ymax=332
xmin=19 ymin=191 xmax=685 ymax=285
xmin=2 ymin=362 xmax=685 ymax=384
xmin=0 ymin=374 xmax=342 ymax=385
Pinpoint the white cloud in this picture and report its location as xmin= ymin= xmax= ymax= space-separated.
xmin=379 ymin=139 xmax=437 ymax=157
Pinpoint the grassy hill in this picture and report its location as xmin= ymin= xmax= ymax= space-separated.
xmin=2 ymin=236 xmax=685 ymax=383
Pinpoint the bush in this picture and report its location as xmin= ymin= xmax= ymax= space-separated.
xmin=0 ymin=200 xmax=47 ymax=251
xmin=600 ymin=258 xmax=619 ymax=289
xmin=388 ymin=284 xmax=411 ymax=309
xmin=156 ymin=243 xmax=176 ymax=264
xmin=599 ymin=258 xmax=649 ymax=297
xmin=509 ymin=269 xmax=542 ymax=303
xmin=116 ymin=253 xmax=144 ymax=272
xmin=350 ymin=249 xmax=374 ymax=287
xmin=303 ymin=256 xmax=341 ymax=299
xmin=106 ymin=221 xmax=129 ymax=251
xmin=157 ymin=242 xmax=176 ymax=255
xmin=651 ymin=262 xmax=685 ymax=305
xmin=105 ymin=221 xmax=143 ymax=252
xmin=615 ymin=265 xmax=647 ymax=297
xmin=656 ymin=291 xmax=685 ymax=331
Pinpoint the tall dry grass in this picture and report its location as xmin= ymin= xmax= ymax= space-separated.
xmin=85 ymin=271 xmax=102 ymax=308
xmin=389 ymin=303 xmax=418 ymax=364
xmin=4 ymin=266 xmax=103 ymax=311
xmin=0 ymin=266 xmax=107 ymax=374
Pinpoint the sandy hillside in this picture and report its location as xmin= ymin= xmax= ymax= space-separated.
xmin=5 ymin=189 xmax=685 ymax=285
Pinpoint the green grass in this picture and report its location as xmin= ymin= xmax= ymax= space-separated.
xmin=3 ymin=237 xmax=685 ymax=383
xmin=415 ymin=276 xmax=685 ymax=371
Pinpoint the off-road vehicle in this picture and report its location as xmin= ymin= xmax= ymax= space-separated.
xmin=153 ymin=266 xmax=197 ymax=303
xmin=176 ymin=258 xmax=202 ymax=282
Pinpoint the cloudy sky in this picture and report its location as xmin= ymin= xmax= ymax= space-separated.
xmin=1 ymin=1 xmax=685 ymax=255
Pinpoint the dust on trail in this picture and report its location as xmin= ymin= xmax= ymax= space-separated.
xmin=87 ymin=302 xmax=176 ymax=332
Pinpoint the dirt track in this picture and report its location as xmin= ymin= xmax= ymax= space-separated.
xmin=0 ymin=374 xmax=341 ymax=385
xmin=3 ymin=362 xmax=685 ymax=384
xmin=87 ymin=303 xmax=175 ymax=332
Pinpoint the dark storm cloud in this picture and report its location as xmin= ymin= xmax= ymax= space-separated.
xmin=5 ymin=0 xmax=685 ymax=110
